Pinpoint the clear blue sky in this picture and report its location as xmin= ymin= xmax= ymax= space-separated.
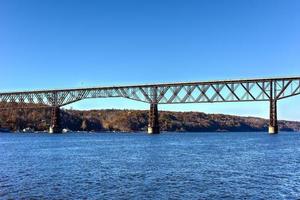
xmin=0 ymin=0 xmax=300 ymax=120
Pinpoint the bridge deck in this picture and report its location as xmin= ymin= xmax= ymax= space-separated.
xmin=1 ymin=76 xmax=300 ymax=94
xmin=1 ymin=76 xmax=299 ymax=134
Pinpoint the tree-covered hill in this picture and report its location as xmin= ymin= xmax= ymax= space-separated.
xmin=0 ymin=108 xmax=299 ymax=132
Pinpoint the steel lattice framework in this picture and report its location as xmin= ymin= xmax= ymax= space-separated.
xmin=0 ymin=77 xmax=299 ymax=134
xmin=0 ymin=77 xmax=299 ymax=108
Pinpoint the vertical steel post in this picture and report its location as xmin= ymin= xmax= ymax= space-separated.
xmin=269 ymin=81 xmax=278 ymax=134
xmin=49 ymin=106 xmax=62 ymax=133
xmin=148 ymin=87 xmax=160 ymax=134
xmin=148 ymin=103 xmax=160 ymax=134
xmin=49 ymin=92 xmax=62 ymax=133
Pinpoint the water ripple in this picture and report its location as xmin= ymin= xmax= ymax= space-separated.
xmin=1 ymin=132 xmax=300 ymax=199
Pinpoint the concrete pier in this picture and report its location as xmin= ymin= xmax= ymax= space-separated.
xmin=268 ymin=125 xmax=278 ymax=134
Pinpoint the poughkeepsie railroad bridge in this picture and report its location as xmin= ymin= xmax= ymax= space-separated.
xmin=0 ymin=77 xmax=300 ymax=134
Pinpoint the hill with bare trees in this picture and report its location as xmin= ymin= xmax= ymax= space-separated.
xmin=0 ymin=108 xmax=299 ymax=132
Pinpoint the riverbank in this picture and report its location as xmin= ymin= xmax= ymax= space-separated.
xmin=1 ymin=109 xmax=300 ymax=133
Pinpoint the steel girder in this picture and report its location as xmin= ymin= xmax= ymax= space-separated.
xmin=0 ymin=77 xmax=299 ymax=109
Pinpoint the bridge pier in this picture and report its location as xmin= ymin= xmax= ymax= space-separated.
xmin=269 ymin=81 xmax=278 ymax=135
xmin=148 ymin=103 xmax=160 ymax=134
xmin=269 ymin=98 xmax=278 ymax=134
xmin=49 ymin=106 xmax=62 ymax=134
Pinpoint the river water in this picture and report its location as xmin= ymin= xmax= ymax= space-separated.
xmin=0 ymin=132 xmax=300 ymax=199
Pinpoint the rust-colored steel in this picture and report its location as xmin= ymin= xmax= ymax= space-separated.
xmin=269 ymin=82 xmax=278 ymax=134
xmin=49 ymin=106 xmax=62 ymax=134
xmin=148 ymin=103 xmax=159 ymax=134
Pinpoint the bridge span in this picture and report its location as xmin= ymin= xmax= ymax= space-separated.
xmin=0 ymin=77 xmax=299 ymax=134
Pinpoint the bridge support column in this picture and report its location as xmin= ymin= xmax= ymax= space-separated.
xmin=49 ymin=106 xmax=62 ymax=134
xmin=148 ymin=103 xmax=160 ymax=134
xmin=269 ymin=98 xmax=278 ymax=134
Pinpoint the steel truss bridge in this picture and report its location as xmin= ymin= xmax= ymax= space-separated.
xmin=0 ymin=77 xmax=300 ymax=134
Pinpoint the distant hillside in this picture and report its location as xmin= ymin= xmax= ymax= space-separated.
xmin=0 ymin=108 xmax=299 ymax=132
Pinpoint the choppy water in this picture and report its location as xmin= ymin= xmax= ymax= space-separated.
xmin=1 ymin=132 xmax=300 ymax=199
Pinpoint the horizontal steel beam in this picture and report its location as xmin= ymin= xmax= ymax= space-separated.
xmin=0 ymin=77 xmax=299 ymax=109
xmin=0 ymin=76 xmax=300 ymax=95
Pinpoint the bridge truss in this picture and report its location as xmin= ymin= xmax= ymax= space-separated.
xmin=0 ymin=77 xmax=299 ymax=134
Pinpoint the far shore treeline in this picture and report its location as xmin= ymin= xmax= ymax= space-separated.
xmin=0 ymin=108 xmax=300 ymax=133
